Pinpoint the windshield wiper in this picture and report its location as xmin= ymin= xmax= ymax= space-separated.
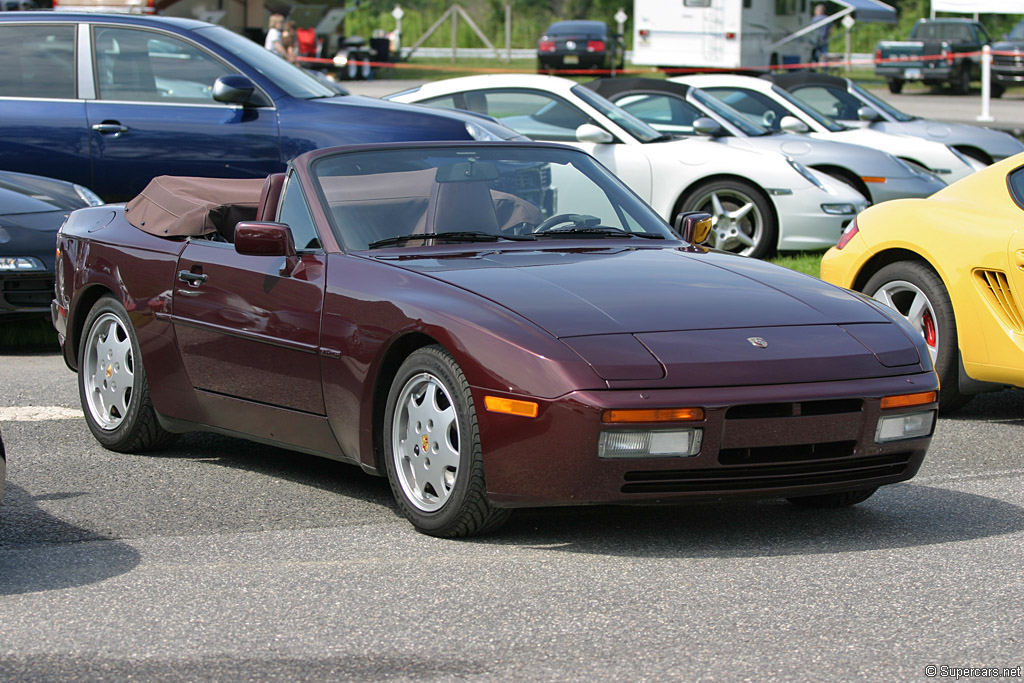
xmin=534 ymin=227 xmax=665 ymax=240
xmin=368 ymin=231 xmax=535 ymax=250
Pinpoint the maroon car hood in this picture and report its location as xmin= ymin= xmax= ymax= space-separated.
xmin=381 ymin=246 xmax=923 ymax=386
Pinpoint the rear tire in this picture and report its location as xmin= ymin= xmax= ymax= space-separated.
xmin=887 ymin=78 xmax=904 ymax=94
xmin=78 ymin=296 xmax=177 ymax=452
xmin=952 ymin=65 xmax=971 ymax=95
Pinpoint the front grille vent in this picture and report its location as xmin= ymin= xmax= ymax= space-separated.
xmin=621 ymin=453 xmax=912 ymax=494
xmin=725 ymin=399 xmax=862 ymax=420
xmin=974 ymin=269 xmax=1024 ymax=333
xmin=2 ymin=276 xmax=55 ymax=308
xmin=718 ymin=440 xmax=856 ymax=465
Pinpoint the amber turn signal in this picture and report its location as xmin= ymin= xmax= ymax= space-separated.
xmin=881 ymin=391 xmax=937 ymax=409
xmin=602 ymin=407 xmax=705 ymax=423
xmin=484 ymin=396 xmax=539 ymax=418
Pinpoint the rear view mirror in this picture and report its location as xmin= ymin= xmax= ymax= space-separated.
xmin=234 ymin=221 xmax=299 ymax=276
xmin=779 ymin=116 xmax=810 ymax=134
xmin=674 ymin=211 xmax=713 ymax=246
xmin=435 ymin=161 xmax=500 ymax=183
xmin=857 ymin=106 xmax=881 ymax=122
xmin=213 ymin=75 xmax=256 ymax=105
xmin=576 ymin=124 xmax=614 ymax=144
xmin=693 ymin=117 xmax=724 ymax=137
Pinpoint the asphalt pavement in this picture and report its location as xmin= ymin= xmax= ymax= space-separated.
xmin=1 ymin=350 xmax=1023 ymax=681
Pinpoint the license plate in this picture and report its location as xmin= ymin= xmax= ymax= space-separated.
xmin=563 ymin=55 xmax=579 ymax=65
xmin=904 ymin=67 xmax=922 ymax=79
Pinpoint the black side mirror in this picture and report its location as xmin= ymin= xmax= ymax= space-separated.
xmin=213 ymin=75 xmax=256 ymax=105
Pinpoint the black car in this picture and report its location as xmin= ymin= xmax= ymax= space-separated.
xmin=993 ymin=19 xmax=1024 ymax=93
xmin=537 ymin=20 xmax=621 ymax=73
xmin=0 ymin=171 xmax=103 ymax=318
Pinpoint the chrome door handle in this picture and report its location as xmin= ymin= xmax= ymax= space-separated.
xmin=91 ymin=123 xmax=129 ymax=135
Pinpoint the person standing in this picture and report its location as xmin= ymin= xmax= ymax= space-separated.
xmin=265 ymin=13 xmax=285 ymax=53
xmin=811 ymin=3 xmax=832 ymax=64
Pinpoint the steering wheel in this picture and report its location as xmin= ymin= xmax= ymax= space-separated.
xmin=761 ymin=110 xmax=777 ymax=128
xmin=533 ymin=213 xmax=602 ymax=233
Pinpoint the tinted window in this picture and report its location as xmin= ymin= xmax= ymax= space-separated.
xmin=94 ymin=27 xmax=233 ymax=104
xmin=0 ymin=25 xmax=76 ymax=99
xmin=423 ymin=90 xmax=593 ymax=142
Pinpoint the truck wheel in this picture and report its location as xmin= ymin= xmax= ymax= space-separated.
xmin=887 ymin=78 xmax=904 ymax=94
xmin=992 ymin=83 xmax=1005 ymax=98
xmin=953 ymin=65 xmax=971 ymax=95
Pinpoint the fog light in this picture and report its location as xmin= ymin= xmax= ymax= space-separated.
xmin=821 ymin=203 xmax=856 ymax=215
xmin=598 ymin=428 xmax=702 ymax=458
xmin=0 ymin=256 xmax=45 ymax=271
xmin=875 ymin=411 xmax=935 ymax=443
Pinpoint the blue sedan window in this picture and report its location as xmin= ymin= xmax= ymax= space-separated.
xmin=0 ymin=25 xmax=75 ymax=99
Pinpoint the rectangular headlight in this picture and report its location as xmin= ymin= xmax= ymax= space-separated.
xmin=598 ymin=428 xmax=703 ymax=458
xmin=0 ymin=257 xmax=46 ymax=271
xmin=875 ymin=411 xmax=935 ymax=443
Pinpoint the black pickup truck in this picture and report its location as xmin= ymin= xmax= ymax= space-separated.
xmin=992 ymin=19 xmax=1024 ymax=93
xmin=875 ymin=18 xmax=997 ymax=95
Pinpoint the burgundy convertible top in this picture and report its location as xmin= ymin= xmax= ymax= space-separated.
xmin=125 ymin=176 xmax=263 ymax=237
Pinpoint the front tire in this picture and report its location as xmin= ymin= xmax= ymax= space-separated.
xmin=863 ymin=261 xmax=971 ymax=412
xmin=383 ymin=346 xmax=510 ymax=537
xmin=681 ymin=179 xmax=777 ymax=259
xmin=952 ymin=64 xmax=971 ymax=95
xmin=78 ymin=296 xmax=176 ymax=452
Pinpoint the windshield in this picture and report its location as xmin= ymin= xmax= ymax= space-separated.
xmin=312 ymin=145 xmax=676 ymax=251
xmin=1011 ymin=21 xmax=1024 ymax=40
xmin=571 ymin=85 xmax=666 ymax=143
xmin=690 ymin=88 xmax=769 ymax=136
xmin=847 ymin=81 xmax=914 ymax=122
xmin=769 ymin=84 xmax=846 ymax=132
xmin=195 ymin=25 xmax=336 ymax=100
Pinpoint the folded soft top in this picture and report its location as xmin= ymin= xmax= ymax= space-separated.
xmin=124 ymin=176 xmax=264 ymax=237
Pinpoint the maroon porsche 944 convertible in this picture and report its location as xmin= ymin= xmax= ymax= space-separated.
xmin=53 ymin=141 xmax=938 ymax=537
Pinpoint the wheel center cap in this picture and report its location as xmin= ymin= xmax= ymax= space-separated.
xmin=105 ymin=364 xmax=113 ymax=378
xmin=421 ymin=435 xmax=430 ymax=453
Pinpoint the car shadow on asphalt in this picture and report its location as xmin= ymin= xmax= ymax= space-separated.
xmin=0 ymin=483 xmax=141 ymax=596
xmin=473 ymin=483 xmax=1024 ymax=558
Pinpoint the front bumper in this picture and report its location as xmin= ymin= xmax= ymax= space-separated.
xmin=477 ymin=371 xmax=938 ymax=507
xmin=0 ymin=271 xmax=54 ymax=318
xmin=771 ymin=185 xmax=863 ymax=252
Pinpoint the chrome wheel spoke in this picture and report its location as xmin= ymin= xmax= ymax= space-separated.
xmin=392 ymin=372 xmax=461 ymax=512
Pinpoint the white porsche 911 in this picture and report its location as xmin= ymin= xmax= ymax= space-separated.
xmin=387 ymin=74 xmax=868 ymax=258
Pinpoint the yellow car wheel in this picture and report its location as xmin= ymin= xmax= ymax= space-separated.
xmin=863 ymin=261 xmax=972 ymax=412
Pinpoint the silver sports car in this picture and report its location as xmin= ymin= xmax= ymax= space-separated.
xmin=586 ymin=77 xmax=947 ymax=205
xmin=764 ymin=72 xmax=1024 ymax=165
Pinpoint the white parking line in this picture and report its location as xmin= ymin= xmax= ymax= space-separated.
xmin=0 ymin=406 xmax=83 ymax=421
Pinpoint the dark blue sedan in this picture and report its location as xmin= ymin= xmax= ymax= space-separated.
xmin=0 ymin=13 xmax=521 ymax=201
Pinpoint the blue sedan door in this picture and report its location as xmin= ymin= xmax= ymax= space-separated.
xmin=0 ymin=22 xmax=91 ymax=187
xmin=86 ymin=25 xmax=281 ymax=200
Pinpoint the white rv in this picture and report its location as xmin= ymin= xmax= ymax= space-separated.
xmin=631 ymin=0 xmax=895 ymax=72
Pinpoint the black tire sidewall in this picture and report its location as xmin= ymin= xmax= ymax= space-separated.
xmin=383 ymin=346 xmax=481 ymax=535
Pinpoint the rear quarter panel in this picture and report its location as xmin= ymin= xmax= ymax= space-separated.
xmin=57 ymin=206 xmax=200 ymax=420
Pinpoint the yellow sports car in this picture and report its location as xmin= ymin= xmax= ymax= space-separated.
xmin=821 ymin=152 xmax=1024 ymax=412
